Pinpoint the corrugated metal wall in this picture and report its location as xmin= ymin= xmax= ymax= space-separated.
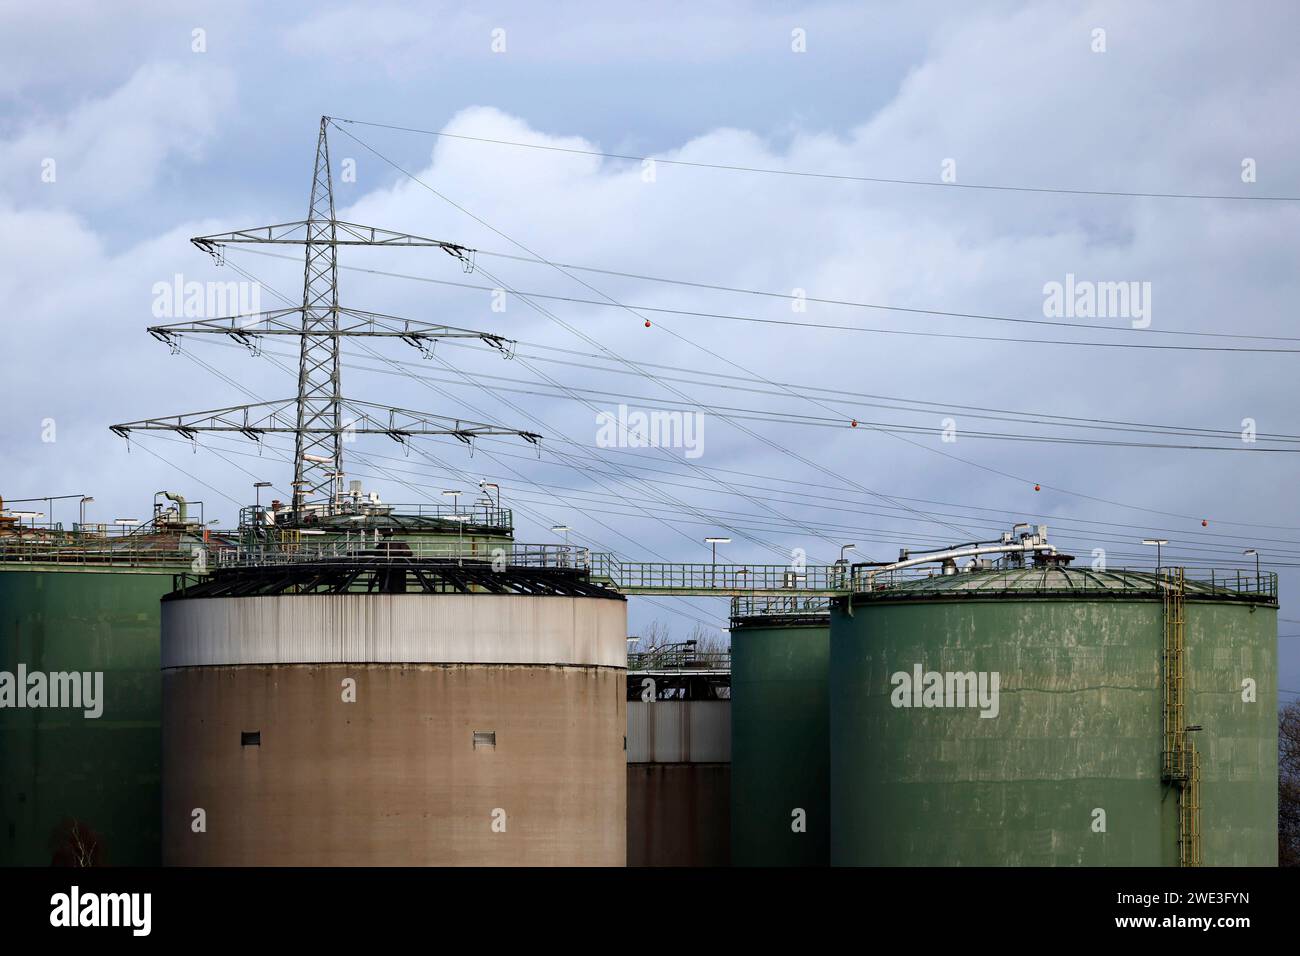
xmin=626 ymin=699 xmax=731 ymax=866
xmin=627 ymin=700 xmax=730 ymax=763
xmin=163 ymin=593 xmax=627 ymax=667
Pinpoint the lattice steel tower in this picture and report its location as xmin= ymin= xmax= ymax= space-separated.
xmin=113 ymin=116 xmax=537 ymax=516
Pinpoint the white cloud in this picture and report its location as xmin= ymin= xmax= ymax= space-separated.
xmin=0 ymin=62 xmax=236 ymax=208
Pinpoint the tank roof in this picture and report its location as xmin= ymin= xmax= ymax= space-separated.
xmin=166 ymin=555 xmax=624 ymax=600
xmin=853 ymin=566 xmax=1277 ymax=605
xmin=729 ymin=595 xmax=831 ymax=627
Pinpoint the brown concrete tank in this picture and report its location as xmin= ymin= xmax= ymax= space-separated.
xmin=161 ymin=552 xmax=627 ymax=865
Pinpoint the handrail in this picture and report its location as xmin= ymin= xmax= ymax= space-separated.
xmin=215 ymin=539 xmax=590 ymax=569
xmin=0 ymin=540 xmax=198 ymax=568
xmin=238 ymin=501 xmax=513 ymax=530
xmin=3 ymin=534 xmax=1274 ymax=602
xmin=628 ymin=648 xmax=731 ymax=671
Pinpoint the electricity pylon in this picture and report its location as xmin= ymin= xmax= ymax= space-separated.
xmin=112 ymin=116 xmax=538 ymax=515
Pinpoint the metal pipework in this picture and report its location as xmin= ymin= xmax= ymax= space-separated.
xmin=158 ymin=491 xmax=188 ymax=523
xmin=857 ymin=527 xmax=1056 ymax=587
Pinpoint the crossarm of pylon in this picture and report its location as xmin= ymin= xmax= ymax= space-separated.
xmin=147 ymin=307 xmax=512 ymax=352
xmin=110 ymin=398 xmax=540 ymax=443
xmin=338 ymin=399 xmax=541 ymax=444
xmin=191 ymin=219 xmax=473 ymax=262
xmin=111 ymin=399 xmax=305 ymax=439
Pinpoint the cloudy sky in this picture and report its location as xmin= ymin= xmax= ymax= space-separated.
xmin=2 ymin=1 xmax=1298 ymax=688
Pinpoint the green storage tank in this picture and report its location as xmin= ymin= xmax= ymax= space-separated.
xmin=0 ymin=497 xmax=518 ymax=867
xmin=0 ymin=561 xmax=185 ymax=866
xmin=830 ymin=566 xmax=1278 ymax=866
xmin=730 ymin=598 xmax=830 ymax=866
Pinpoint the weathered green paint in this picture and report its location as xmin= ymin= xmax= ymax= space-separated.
xmin=731 ymin=618 xmax=830 ymax=866
xmin=0 ymin=565 xmax=179 ymax=866
xmin=830 ymin=592 xmax=1277 ymax=866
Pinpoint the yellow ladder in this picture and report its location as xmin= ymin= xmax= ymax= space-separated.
xmin=1161 ymin=567 xmax=1200 ymax=866
xmin=1179 ymin=741 xmax=1202 ymax=867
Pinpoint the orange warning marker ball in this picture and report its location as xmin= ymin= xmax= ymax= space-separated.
xmin=644 ymin=320 xmax=651 ymax=327
xmin=1202 ymin=519 xmax=1208 ymax=527
xmin=850 ymin=419 xmax=858 ymax=428
xmin=1034 ymin=484 xmax=1041 ymax=492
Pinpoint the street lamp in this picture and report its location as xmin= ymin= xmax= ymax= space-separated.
xmin=479 ymin=481 xmax=500 ymax=510
xmin=839 ymin=543 xmax=857 ymax=563
xmin=253 ymin=481 xmax=272 ymax=512
xmin=1142 ymin=538 xmax=1168 ymax=571
xmin=705 ymin=536 xmax=731 ymax=586
xmin=79 ymin=496 xmax=94 ymax=529
xmin=1244 ymin=548 xmax=1260 ymax=582
xmin=447 ymin=512 xmax=470 ymax=559
xmin=704 ymin=536 xmax=731 ymax=564
xmin=442 ymin=490 xmax=462 ymax=514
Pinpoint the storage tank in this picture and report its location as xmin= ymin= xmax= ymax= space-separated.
xmin=161 ymin=549 xmax=627 ymax=865
xmin=626 ymin=643 xmax=730 ymax=866
xmin=0 ymin=539 xmax=196 ymax=866
xmin=831 ymin=565 xmax=1278 ymax=866
xmin=730 ymin=597 xmax=830 ymax=866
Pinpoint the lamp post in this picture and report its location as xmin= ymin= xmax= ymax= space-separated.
xmin=480 ymin=480 xmax=500 ymax=510
xmin=442 ymin=490 xmax=462 ymax=551
xmin=253 ymin=481 xmax=271 ymax=512
xmin=836 ymin=542 xmax=857 ymax=589
xmin=1243 ymin=548 xmax=1260 ymax=586
xmin=1142 ymin=538 xmax=1168 ymax=572
xmin=79 ymin=496 xmax=94 ymax=530
xmin=705 ymin=536 xmax=731 ymax=587
xmin=448 ymin=513 xmax=470 ymax=561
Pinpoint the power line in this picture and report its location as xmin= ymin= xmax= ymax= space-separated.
xmin=231 ymin=245 xmax=1300 ymax=352
xmin=332 ymin=117 xmax=1300 ymax=203
xmin=303 ymin=344 xmax=1300 ymax=452
xmin=192 ymin=324 xmax=1300 ymax=544
xmin=191 ymin=331 xmax=1300 ymax=453
xmin=149 ymin=423 xmax=1300 ymax=569
xmin=221 ymin=249 xmax=1300 ymax=441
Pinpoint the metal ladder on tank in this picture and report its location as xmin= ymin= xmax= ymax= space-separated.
xmin=1161 ymin=567 xmax=1201 ymax=866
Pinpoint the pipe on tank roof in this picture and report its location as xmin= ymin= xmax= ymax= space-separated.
xmin=861 ymin=540 xmax=1057 ymax=586
xmin=160 ymin=491 xmax=187 ymax=523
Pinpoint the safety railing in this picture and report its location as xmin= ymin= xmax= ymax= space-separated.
xmin=214 ymin=539 xmax=589 ymax=569
xmin=730 ymin=595 xmax=833 ymax=618
xmin=239 ymin=502 xmax=512 ymax=530
xmin=849 ymin=564 xmax=1277 ymax=600
xmin=590 ymin=556 xmax=850 ymax=594
xmin=628 ymin=648 xmax=731 ymax=671
xmin=1186 ymin=567 xmax=1277 ymax=599
xmin=0 ymin=539 xmax=200 ymax=568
